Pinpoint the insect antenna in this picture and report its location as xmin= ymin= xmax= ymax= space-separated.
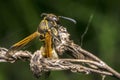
xmin=59 ymin=16 xmax=77 ymax=24
xmin=41 ymin=13 xmax=47 ymax=17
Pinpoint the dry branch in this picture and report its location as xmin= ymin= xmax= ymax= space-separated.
xmin=0 ymin=47 xmax=31 ymax=62
xmin=0 ymin=26 xmax=120 ymax=79
xmin=30 ymin=50 xmax=113 ymax=78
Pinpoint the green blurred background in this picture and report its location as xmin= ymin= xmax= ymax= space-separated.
xmin=0 ymin=0 xmax=120 ymax=80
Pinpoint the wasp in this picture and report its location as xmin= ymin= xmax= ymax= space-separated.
xmin=7 ymin=13 xmax=76 ymax=59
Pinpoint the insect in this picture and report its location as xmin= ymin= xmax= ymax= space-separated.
xmin=7 ymin=13 xmax=76 ymax=59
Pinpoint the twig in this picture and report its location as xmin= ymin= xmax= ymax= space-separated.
xmin=0 ymin=46 xmax=120 ymax=79
xmin=54 ymin=26 xmax=120 ymax=79
xmin=0 ymin=47 xmax=31 ymax=62
xmin=0 ymin=26 xmax=120 ymax=79
xmin=30 ymin=50 xmax=113 ymax=78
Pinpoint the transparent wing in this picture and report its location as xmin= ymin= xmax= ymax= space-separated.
xmin=9 ymin=31 xmax=40 ymax=51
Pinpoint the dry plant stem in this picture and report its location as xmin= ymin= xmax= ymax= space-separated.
xmin=30 ymin=50 xmax=112 ymax=78
xmin=55 ymin=26 xmax=120 ymax=79
xmin=0 ymin=26 xmax=120 ymax=79
xmin=0 ymin=47 xmax=31 ymax=62
xmin=66 ymin=44 xmax=120 ymax=79
xmin=0 ymin=47 xmax=120 ymax=79
xmin=46 ymin=59 xmax=113 ymax=76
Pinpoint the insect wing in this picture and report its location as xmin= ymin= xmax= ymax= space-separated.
xmin=9 ymin=31 xmax=39 ymax=51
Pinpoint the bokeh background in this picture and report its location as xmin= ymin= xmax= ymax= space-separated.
xmin=0 ymin=0 xmax=120 ymax=80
